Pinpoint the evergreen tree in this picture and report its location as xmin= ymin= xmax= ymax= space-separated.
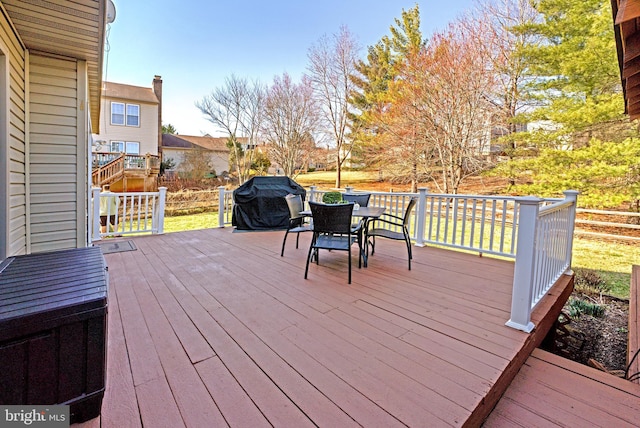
xmin=349 ymin=4 xmax=425 ymax=173
xmin=493 ymin=0 xmax=640 ymax=208
xmin=162 ymin=123 xmax=177 ymax=134
xmin=523 ymin=0 xmax=625 ymax=139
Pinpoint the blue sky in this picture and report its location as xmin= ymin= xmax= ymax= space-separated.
xmin=105 ymin=1 xmax=475 ymax=136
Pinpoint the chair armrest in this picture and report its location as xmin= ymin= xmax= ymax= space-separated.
xmin=380 ymin=213 xmax=403 ymax=222
xmin=369 ymin=216 xmax=402 ymax=228
xmin=351 ymin=219 xmax=365 ymax=233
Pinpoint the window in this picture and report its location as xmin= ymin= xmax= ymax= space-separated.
xmin=111 ymin=102 xmax=140 ymax=127
xmin=111 ymin=102 xmax=124 ymax=125
xmin=125 ymin=142 xmax=140 ymax=154
xmin=110 ymin=141 xmax=139 ymax=154
xmin=126 ymin=104 xmax=140 ymax=127
xmin=110 ymin=141 xmax=124 ymax=153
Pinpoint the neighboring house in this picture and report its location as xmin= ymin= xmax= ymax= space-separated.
xmin=90 ymin=77 xmax=162 ymax=192
xmin=92 ymin=77 xmax=162 ymax=156
xmin=161 ymin=134 xmax=231 ymax=177
xmin=0 ymin=0 xmax=109 ymax=259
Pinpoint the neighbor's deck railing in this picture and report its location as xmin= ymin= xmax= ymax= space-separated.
xmin=91 ymin=153 xmax=161 ymax=186
xmin=216 ymin=185 xmax=578 ymax=332
xmin=91 ymin=187 xmax=167 ymax=241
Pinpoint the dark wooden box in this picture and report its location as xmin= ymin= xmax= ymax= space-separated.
xmin=0 ymin=247 xmax=108 ymax=424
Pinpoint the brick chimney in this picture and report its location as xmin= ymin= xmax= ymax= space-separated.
xmin=152 ymin=75 xmax=163 ymax=155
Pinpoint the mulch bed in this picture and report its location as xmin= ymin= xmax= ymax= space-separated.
xmin=544 ymin=293 xmax=629 ymax=373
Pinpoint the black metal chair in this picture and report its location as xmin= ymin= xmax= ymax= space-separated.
xmin=304 ymin=202 xmax=362 ymax=284
xmin=366 ymin=197 xmax=418 ymax=270
xmin=343 ymin=193 xmax=371 ymax=231
xmin=281 ymin=194 xmax=313 ymax=256
xmin=343 ymin=193 xmax=371 ymax=207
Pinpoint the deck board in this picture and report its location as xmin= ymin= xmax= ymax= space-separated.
xmin=74 ymin=227 xmax=576 ymax=427
xmin=96 ymin=265 xmax=141 ymax=428
xmin=484 ymin=349 xmax=640 ymax=427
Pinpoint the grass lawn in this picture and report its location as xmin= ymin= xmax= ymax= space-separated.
xmin=163 ymin=211 xmax=636 ymax=299
xmin=295 ymin=170 xmax=379 ymax=187
xmin=571 ymin=238 xmax=637 ymax=299
xmin=164 ymin=212 xmax=221 ymax=233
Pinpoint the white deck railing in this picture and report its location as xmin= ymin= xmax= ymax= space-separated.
xmin=218 ymin=186 xmax=578 ymax=332
xmin=506 ymin=191 xmax=578 ymax=332
xmin=91 ymin=187 xmax=167 ymax=241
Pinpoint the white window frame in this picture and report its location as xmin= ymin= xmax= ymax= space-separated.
xmin=126 ymin=104 xmax=140 ymax=127
xmin=111 ymin=102 xmax=140 ymax=127
xmin=125 ymin=142 xmax=140 ymax=154
xmin=111 ymin=102 xmax=125 ymax=125
xmin=110 ymin=141 xmax=140 ymax=155
xmin=110 ymin=141 xmax=124 ymax=153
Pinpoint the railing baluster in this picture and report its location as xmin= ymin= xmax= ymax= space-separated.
xmin=452 ymin=198 xmax=459 ymax=246
xmin=469 ymin=199 xmax=477 ymax=248
xmin=510 ymin=201 xmax=518 ymax=254
xmin=460 ymin=198 xmax=467 ymax=247
xmin=499 ymin=200 xmax=507 ymax=253
xmin=92 ymin=188 xmax=166 ymax=240
xmin=489 ymin=200 xmax=497 ymax=252
xmin=479 ymin=200 xmax=487 ymax=252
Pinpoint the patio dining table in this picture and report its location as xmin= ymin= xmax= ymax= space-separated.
xmin=301 ymin=205 xmax=385 ymax=267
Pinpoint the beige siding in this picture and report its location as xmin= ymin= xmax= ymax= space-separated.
xmin=93 ymin=97 xmax=158 ymax=155
xmin=28 ymin=54 xmax=85 ymax=252
xmin=0 ymin=4 xmax=27 ymax=259
xmin=162 ymin=147 xmax=229 ymax=177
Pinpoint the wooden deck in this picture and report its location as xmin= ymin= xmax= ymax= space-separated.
xmin=76 ymin=227 xmax=572 ymax=427
xmin=484 ymin=348 xmax=640 ymax=427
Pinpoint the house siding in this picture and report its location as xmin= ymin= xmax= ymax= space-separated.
xmin=28 ymin=54 xmax=87 ymax=253
xmin=94 ymin=98 xmax=158 ymax=155
xmin=162 ymin=147 xmax=229 ymax=177
xmin=0 ymin=3 xmax=26 ymax=259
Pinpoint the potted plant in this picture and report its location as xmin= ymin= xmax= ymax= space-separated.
xmin=322 ymin=191 xmax=344 ymax=204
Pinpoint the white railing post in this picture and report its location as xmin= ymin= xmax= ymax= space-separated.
xmin=156 ymin=187 xmax=166 ymax=234
xmin=91 ymin=187 xmax=101 ymax=242
xmin=218 ymin=186 xmax=226 ymax=228
xmin=309 ymin=186 xmax=317 ymax=203
xmin=415 ymin=187 xmax=428 ymax=247
xmin=563 ymin=190 xmax=579 ymax=275
xmin=506 ymin=196 xmax=542 ymax=333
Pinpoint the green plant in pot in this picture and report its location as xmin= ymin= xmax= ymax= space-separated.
xmin=322 ymin=191 xmax=344 ymax=204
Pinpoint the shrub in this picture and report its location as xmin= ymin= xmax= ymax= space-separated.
xmin=574 ymin=268 xmax=610 ymax=295
xmin=568 ymin=297 xmax=605 ymax=318
xmin=322 ymin=191 xmax=344 ymax=204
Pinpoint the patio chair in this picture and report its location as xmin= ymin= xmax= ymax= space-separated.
xmin=366 ymin=197 xmax=417 ymax=270
xmin=342 ymin=193 xmax=371 ymax=207
xmin=305 ymin=201 xmax=362 ymax=284
xmin=281 ymin=194 xmax=313 ymax=256
xmin=342 ymin=193 xmax=371 ymax=231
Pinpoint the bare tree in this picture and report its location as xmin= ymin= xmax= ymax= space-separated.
xmin=388 ymin=17 xmax=498 ymax=194
xmin=262 ymin=73 xmax=319 ymax=177
xmin=196 ymin=75 xmax=265 ymax=183
xmin=307 ymin=26 xmax=360 ymax=188
xmin=180 ymin=146 xmax=213 ymax=179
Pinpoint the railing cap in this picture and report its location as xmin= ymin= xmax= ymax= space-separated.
xmin=516 ymin=196 xmax=543 ymax=205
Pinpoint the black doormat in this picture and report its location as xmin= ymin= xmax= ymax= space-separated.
xmin=94 ymin=240 xmax=137 ymax=254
